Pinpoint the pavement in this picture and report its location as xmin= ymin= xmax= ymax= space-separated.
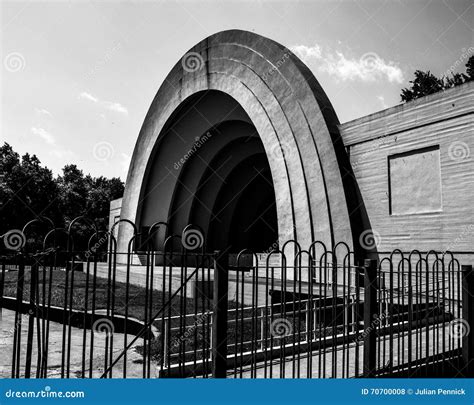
xmin=233 ymin=322 xmax=458 ymax=378
xmin=0 ymin=308 xmax=159 ymax=378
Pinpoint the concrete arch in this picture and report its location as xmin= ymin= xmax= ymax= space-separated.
xmin=118 ymin=30 xmax=354 ymax=252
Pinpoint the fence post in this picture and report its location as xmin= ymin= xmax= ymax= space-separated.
xmin=363 ymin=259 xmax=378 ymax=377
xmin=24 ymin=260 xmax=38 ymax=379
xmin=212 ymin=250 xmax=228 ymax=378
xmin=462 ymin=264 xmax=474 ymax=377
xmin=163 ymin=319 xmax=169 ymax=367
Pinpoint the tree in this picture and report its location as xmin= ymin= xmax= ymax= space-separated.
xmin=0 ymin=143 xmax=124 ymax=251
xmin=85 ymin=175 xmax=124 ymax=230
xmin=445 ymin=72 xmax=465 ymax=88
xmin=465 ymin=56 xmax=474 ymax=80
xmin=401 ymin=55 xmax=474 ymax=102
xmin=401 ymin=70 xmax=444 ymax=102
xmin=0 ymin=143 xmax=21 ymax=234
xmin=0 ymin=143 xmax=60 ymax=238
xmin=57 ymin=164 xmax=88 ymax=222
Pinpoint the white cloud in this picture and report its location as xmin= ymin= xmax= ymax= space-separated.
xmin=291 ymin=44 xmax=322 ymax=61
xmin=105 ymin=102 xmax=128 ymax=115
xmin=35 ymin=108 xmax=53 ymax=117
xmin=79 ymin=91 xmax=99 ymax=103
xmin=79 ymin=91 xmax=128 ymax=115
xmin=120 ymin=152 xmax=131 ymax=172
xmin=291 ymin=44 xmax=404 ymax=84
xmin=377 ymin=95 xmax=388 ymax=109
xmin=31 ymin=127 xmax=55 ymax=145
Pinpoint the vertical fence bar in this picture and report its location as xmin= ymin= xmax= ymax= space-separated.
xmin=163 ymin=319 xmax=169 ymax=367
xmin=13 ymin=254 xmax=25 ymax=378
xmin=407 ymin=262 xmax=413 ymax=373
xmin=462 ymin=264 xmax=474 ymax=377
xmin=123 ymin=246 xmax=132 ymax=378
xmin=363 ymin=259 xmax=377 ymax=377
xmin=24 ymin=261 xmax=38 ymax=378
xmin=0 ymin=260 xmax=4 ymax=321
xmin=212 ymin=251 xmax=228 ymax=378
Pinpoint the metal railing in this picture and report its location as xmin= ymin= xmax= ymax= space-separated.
xmin=0 ymin=217 xmax=470 ymax=378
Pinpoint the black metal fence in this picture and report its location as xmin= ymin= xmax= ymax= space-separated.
xmin=0 ymin=218 xmax=471 ymax=378
xmin=374 ymin=252 xmax=465 ymax=377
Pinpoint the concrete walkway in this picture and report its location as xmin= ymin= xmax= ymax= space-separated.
xmin=0 ymin=309 xmax=159 ymax=378
xmin=92 ymin=263 xmax=353 ymax=307
xmin=231 ymin=323 xmax=458 ymax=378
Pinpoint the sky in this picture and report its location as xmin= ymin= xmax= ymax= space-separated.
xmin=1 ymin=0 xmax=473 ymax=180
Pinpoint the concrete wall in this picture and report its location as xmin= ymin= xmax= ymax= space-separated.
xmin=108 ymin=197 xmax=122 ymax=240
xmin=117 ymin=30 xmax=355 ymax=255
xmin=109 ymin=29 xmax=474 ymax=262
xmin=339 ymin=81 xmax=474 ymax=261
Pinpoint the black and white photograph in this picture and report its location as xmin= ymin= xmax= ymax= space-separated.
xmin=0 ymin=0 xmax=473 ymax=403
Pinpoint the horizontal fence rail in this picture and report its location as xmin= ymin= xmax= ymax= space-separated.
xmin=0 ymin=217 xmax=472 ymax=378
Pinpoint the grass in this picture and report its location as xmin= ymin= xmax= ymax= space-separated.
xmin=1 ymin=267 xmax=206 ymax=322
xmin=1 ymin=267 xmax=336 ymax=368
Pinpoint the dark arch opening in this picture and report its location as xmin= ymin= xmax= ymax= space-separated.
xmin=138 ymin=90 xmax=279 ymax=253
xmin=208 ymin=154 xmax=277 ymax=252
xmin=169 ymin=121 xmax=278 ymax=253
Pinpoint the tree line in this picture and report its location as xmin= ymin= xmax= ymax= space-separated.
xmin=0 ymin=142 xmax=124 ymax=251
xmin=400 ymin=54 xmax=474 ymax=102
